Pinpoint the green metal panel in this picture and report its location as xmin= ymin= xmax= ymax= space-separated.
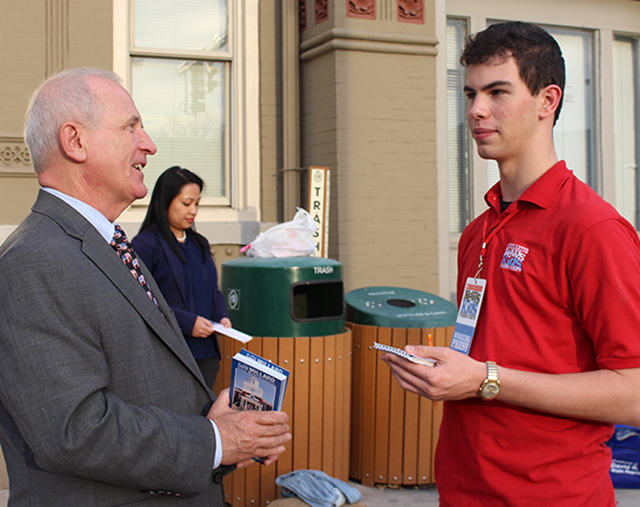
xmin=222 ymin=257 xmax=345 ymax=337
xmin=346 ymin=286 xmax=457 ymax=328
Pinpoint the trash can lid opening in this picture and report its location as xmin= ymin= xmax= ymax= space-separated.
xmin=387 ymin=299 xmax=415 ymax=309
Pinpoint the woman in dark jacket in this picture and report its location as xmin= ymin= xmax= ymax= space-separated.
xmin=132 ymin=166 xmax=230 ymax=388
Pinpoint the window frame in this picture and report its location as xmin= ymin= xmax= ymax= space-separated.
xmin=612 ymin=34 xmax=640 ymax=227
xmin=113 ymin=0 xmax=261 ymax=223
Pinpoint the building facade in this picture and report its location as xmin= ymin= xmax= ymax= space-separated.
xmin=1 ymin=0 xmax=639 ymax=489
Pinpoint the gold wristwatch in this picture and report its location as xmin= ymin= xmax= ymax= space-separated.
xmin=479 ymin=361 xmax=501 ymax=400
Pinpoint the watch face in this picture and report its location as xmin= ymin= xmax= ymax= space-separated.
xmin=482 ymin=382 xmax=500 ymax=400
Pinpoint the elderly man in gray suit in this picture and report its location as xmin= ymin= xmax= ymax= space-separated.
xmin=0 ymin=67 xmax=291 ymax=506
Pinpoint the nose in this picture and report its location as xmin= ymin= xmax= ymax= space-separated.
xmin=467 ymin=96 xmax=489 ymax=120
xmin=140 ymin=129 xmax=157 ymax=155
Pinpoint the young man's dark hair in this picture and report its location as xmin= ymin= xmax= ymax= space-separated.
xmin=460 ymin=21 xmax=566 ymax=124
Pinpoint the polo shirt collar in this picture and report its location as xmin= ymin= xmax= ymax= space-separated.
xmin=484 ymin=160 xmax=572 ymax=213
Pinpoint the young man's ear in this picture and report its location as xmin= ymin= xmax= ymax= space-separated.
xmin=59 ymin=122 xmax=88 ymax=163
xmin=539 ymin=84 xmax=563 ymax=121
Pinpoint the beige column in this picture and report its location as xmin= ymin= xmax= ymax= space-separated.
xmin=299 ymin=0 xmax=440 ymax=293
xmin=282 ymin=1 xmax=302 ymax=221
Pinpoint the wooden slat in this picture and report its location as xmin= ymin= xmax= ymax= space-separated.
xmin=417 ymin=329 xmax=434 ymax=485
xmin=349 ymin=324 xmax=364 ymax=481
xmin=361 ymin=325 xmax=379 ymax=486
xmin=372 ymin=326 xmax=391 ymax=485
xmin=308 ymin=336 xmax=325 ymax=471
xmin=334 ymin=330 xmax=347 ymax=481
xmin=292 ymin=337 xmax=310 ymax=472
xmin=322 ymin=334 xmax=336 ymax=477
xmin=275 ymin=338 xmax=295 ymax=490
xmin=387 ymin=328 xmax=407 ymax=485
xmin=402 ymin=328 xmax=421 ymax=485
xmin=343 ymin=329 xmax=353 ymax=482
xmin=231 ymin=464 xmax=245 ymax=507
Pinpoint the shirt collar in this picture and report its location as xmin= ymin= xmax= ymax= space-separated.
xmin=484 ymin=160 xmax=572 ymax=214
xmin=42 ymin=187 xmax=116 ymax=243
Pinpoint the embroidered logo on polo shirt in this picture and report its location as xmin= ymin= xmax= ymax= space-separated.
xmin=500 ymin=243 xmax=529 ymax=273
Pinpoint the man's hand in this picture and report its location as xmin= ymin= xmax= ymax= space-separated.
xmin=381 ymin=346 xmax=486 ymax=401
xmin=207 ymin=389 xmax=292 ymax=466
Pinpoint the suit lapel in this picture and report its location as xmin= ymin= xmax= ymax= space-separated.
xmin=84 ymin=234 xmax=208 ymax=385
xmin=33 ymin=191 xmax=208 ymax=389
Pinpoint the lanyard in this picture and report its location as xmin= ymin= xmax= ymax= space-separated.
xmin=475 ymin=203 xmax=523 ymax=279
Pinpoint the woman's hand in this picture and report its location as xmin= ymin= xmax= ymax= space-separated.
xmin=192 ymin=316 xmax=215 ymax=338
xmin=219 ymin=317 xmax=232 ymax=329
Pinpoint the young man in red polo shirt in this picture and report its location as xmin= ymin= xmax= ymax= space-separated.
xmin=382 ymin=21 xmax=640 ymax=506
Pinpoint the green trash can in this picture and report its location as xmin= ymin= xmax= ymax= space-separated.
xmin=218 ymin=257 xmax=352 ymax=502
xmin=221 ymin=256 xmax=345 ymax=337
xmin=346 ymin=286 xmax=457 ymax=328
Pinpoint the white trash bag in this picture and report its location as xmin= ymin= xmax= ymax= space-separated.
xmin=242 ymin=208 xmax=317 ymax=258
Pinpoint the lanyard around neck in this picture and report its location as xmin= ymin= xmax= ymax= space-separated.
xmin=475 ymin=202 xmax=524 ymax=279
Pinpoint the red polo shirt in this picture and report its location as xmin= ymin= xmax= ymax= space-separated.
xmin=435 ymin=161 xmax=640 ymax=506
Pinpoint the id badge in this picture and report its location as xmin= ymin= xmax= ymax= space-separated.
xmin=450 ymin=277 xmax=486 ymax=355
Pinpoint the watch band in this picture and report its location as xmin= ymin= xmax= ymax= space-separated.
xmin=486 ymin=361 xmax=498 ymax=382
xmin=479 ymin=360 xmax=501 ymax=400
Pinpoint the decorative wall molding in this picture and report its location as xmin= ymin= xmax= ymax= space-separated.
xmin=347 ymin=0 xmax=376 ymax=20
xmin=46 ymin=0 xmax=69 ymax=77
xmin=300 ymin=27 xmax=438 ymax=61
xmin=397 ymin=0 xmax=425 ymax=24
xmin=0 ymin=137 xmax=34 ymax=175
xmin=315 ymin=0 xmax=328 ymax=24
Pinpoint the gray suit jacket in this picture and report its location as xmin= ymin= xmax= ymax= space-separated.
xmin=0 ymin=190 xmax=228 ymax=506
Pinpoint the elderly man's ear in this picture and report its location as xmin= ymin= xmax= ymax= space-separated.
xmin=59 ymin=122 xmax=88 ymax=163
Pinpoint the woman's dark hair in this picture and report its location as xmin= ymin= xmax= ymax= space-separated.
xmin=460 ymin=21 xmax=566 ymax=125
xmin=139 ymin=166 xmax=210 ymax=261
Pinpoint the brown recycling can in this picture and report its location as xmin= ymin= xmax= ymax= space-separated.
xmin=346 ymin=287 xmax=457 ymax=487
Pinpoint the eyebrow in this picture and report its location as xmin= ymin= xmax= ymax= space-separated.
xmin=463 ymin=80 xmax=514 ymax=93
xmin=122 ymin=114 xmax=141 ymax=127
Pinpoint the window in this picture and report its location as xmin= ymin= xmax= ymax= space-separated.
xmin=447 ymin=18 xmax=471 ymax=233
xmin=130 ymin=0 xmax=229 ymax=203
xmin=547 ymin=26 xmax=596 ymax=187
xmin=613 ymin=36 xmax=640 ymax=227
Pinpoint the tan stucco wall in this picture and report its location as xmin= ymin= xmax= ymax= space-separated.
xmin=303 ymin=49 xmax=439 ymax=293
xmin=0 ymin=0 xmax=45 ymax=226
xmin=0 ymin=0 xmax=114 ymax=228
xmin=259 ymin=0 xmax=280 ymax=223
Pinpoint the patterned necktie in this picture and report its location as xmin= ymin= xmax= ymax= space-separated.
xmin=110 ymin=224 xmax=159 ymax=308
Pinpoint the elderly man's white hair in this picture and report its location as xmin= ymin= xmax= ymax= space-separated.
xmin=24 ymin=67 xmax=123 ymax=174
